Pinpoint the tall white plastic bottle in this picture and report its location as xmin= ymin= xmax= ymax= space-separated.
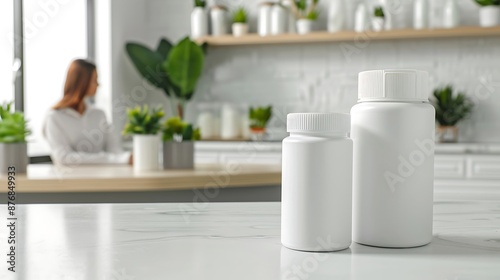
xmin=351 ymin=69 xmax=435 ymax=248
xmin=282 ymin=113 xmax=352 ymax=252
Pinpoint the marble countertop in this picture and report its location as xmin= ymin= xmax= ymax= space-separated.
xmin=1 ymin=198 xmax=499 ymax=280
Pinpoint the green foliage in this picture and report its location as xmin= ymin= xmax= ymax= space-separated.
xmin=249 ymin=106 xmax=273 ymax=129
xmin=164 ymin=37 xmax=205 ymax=97
xmin=296 ymin=0 xmax=307 ymax=11
xmin=125 ymin=37 xmax=206 ymax=118
xmin=306 ymin=10 xmax=319 ymax=20
xmin=475 ymin=0 xmax=500 ymax=6
xmin=162 ymin=116 xmax=201 ymax=142
xmin=232 ymin=7 xmax=248 ymax=23
xmin=432 ymin=86 xmax=474 ymax=126
xmin=0 ymin=102 xmax=30 ymax=143
xmin=194 ymin=0 xmax=206 ymax=7
xmin=122 ymin=105 xmax=165 ymax=135
xmin=374 ymin=6 xmax=385 ymax=18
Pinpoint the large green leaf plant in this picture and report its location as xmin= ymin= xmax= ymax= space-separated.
xmin=125 ymin=37 xmax=206 ymax=120
xmin=0 ymin=102 xmax=30 ymax=143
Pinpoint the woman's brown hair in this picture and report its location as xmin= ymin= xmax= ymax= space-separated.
xmin=53 ymin=59 xmax=96 ymax=110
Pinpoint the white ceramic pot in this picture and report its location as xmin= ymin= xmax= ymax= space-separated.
xmin=191 ymin=7 xmax=208 ymax=39
xmin=133 ymin=134 xmax=160 ymax=172
xmin=413 ymin=0 xmax=429 ymax=29
xmin=221 ymin=104 xmax=241 ymax=139
xmin=372 ymin=17 xmax=385 ymax=32
xmin=480 ymin=6 xmax=500 ymax=27
xmin=327 ymin=0 xmax=344 ymax=33
xmin=197 ymin=112 xmax=215 ymax=139
xmin=296 ymin=19 xmax=313 ymax=35
xmin=271 ymin=4 xmax=287 ymax=35
xmin=354 ymin=3 xmax=368 ymax=32
xmin=210 ymin=6 xmax=228 ymax=36
xmin=443 ymin=0 xmax=460 ymax=29
xmin=232 ymin=23 xmax=249 ymax=37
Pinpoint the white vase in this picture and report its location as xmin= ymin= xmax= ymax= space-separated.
xmin=197 ymin=112 xmax=215 ymax=139
xmin=210 ymin=6 xmax=228 ymax=36
xmin=480 ymin=6 xmax=500 ymax=27
xmin=282 ymin=0 xmax=297 ymax=33
xmin=191 ymin=7 xmax=208 ymax=39
xmin=258 ymin=3 xmax=273 ymax=36
xmin=133 ymin=134 xmax=160 ymax=172
xmin=232 ymin=23 xmax=248 ymax=37
xmin=296 ymin=19 xmax=313 ymax=34
xmin=372 ymin=17 xmax=385 ymax=31
xmin=328 ymin=0 xmax=344 ymax=33
xmin=271 ymin=4 xmax=287 ymax=35
xmin=443 ymin=0 xmax=460 ymax=29
xmin=354 ymin=3 xmax=368 ymax=32
xmin=413 ymin=0 xmax=429 ymax=29
xmin=381 ymin=0 xmax=393 ymax=30
xmin=221 ymin=104 xmax=241 ymax=139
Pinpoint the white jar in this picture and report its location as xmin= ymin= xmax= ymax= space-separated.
xmin=281 ymin=113 xmax=352 ymax=252
xmin=351 ymin=69 xmax=435 ymax=248
xmin=327 ymin=0 xmax=344 ymax=33
xmin=413 ymin=0 xmax=429 ymax=30
xmin=191 ymin=6 xmax=208 ymax=39
xmin=258 ymin=2 xmax=273 ymax=36
xmin=271 ymin=4 xmax=287 ymax=35
xmin=210 ymin=6 xmax=228 ymax=36
xmin=133 ymin=134 xmax=160 ymax=172
xmin=220 ymin=104 xmax=241 ymax=139
xmin=443 ymin=0 xmax=460 ymax=29
xmin=354 ymin=3 xmax=368 ymax=32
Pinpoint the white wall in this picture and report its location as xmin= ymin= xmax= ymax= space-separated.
xmin=98 ymin=0 xmax=500 ymax=143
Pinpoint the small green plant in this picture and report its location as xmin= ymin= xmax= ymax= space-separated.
xmin=232 ymin=7 xmax=248 ymax=23
xmin=162 ymin=116 xmax=201 ymax=142
xmin=249 ymin=106 xmax=273 ymax=130
xmin=0 ymin=102 xmax=30 ymax=143
xmin=194 ymin=0 xmax=206 ymax=8
xmin=374 ymin=6 xmax=385 ymax=18
xmin=291 ymin=0 xmax=320 ymax=20
xmin=122 ymin=105 xmax=165 ymax=135
xmin=432 ymin=86 xmax=474 ymax=126
xmin=474 ymin=0 xmax=500 ymax=6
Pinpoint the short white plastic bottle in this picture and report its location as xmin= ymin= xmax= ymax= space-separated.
xmin=281 ymin=113 xmax=352 ymax=252
xmin=351 ymin=69 xmax=435 ymax=248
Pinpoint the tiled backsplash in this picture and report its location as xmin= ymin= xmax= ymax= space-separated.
xmin=110 ymin=0 xmax=500 ymax=143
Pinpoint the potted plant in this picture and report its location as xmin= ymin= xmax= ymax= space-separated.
xmin=289 ymin=0 xmax=320 ymax=34
xmin=248 ymin=106 xmax=272 ymax=141
xmin=0 ymin=102 xmax=30 ymax=175
xmin=191 ymin=0 xmax=208 ymax=39
xmin=125 ymin=37 xmax=206 ymax=120
xmin=123 ymin=105 xmax=164 ymax=171
xmin=432 ymin=86 xmax=474 ymax=143
xmin=372 ymin=6 xmax=385 ymax=31
xmin=232 ymin=7 xmax=249 ymax=37
xmin=162 ymin=117 xmax=201 ymax=169
xmin=474 ymin=0 xmax=500 ymax=27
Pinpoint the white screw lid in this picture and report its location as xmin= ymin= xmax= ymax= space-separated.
xmin=358 ymin=69 xmax=429 ymax=102
xmin=287 ymin=113 xmax=350 ymax=134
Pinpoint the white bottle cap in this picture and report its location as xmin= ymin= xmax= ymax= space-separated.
xmin=287 ymin=113 xmax=350 ymax=134
xmin=358 ymin=69 xmax=429 ymax=102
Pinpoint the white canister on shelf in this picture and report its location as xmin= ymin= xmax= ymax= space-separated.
xmin=327 ymin=0 xmax=344 ymax=33
xmin=354 ymin=3 xmax=368 ymax=32
xmin=479 ymin=6 xmax=500 ymax=27
xmin=443 ymin=0 xmax=460 ymax=29
xmin=210 ymin=6 xmax=228 ymax=36
xmin=191 ymin=6 xmax=208 ymax=39
xmin=258 ymin=2 xmax=273 ymax=36
xmin=271 ymin=4 xmax=287 ymax=35
xmin=221 ymin=104 xmax=241 ymax=139
xmin=197 ymin=112 xmax=215 ymax=139
xmin=241 ymin=115 xmax=251 ymax=140
xmin=282 ymin=0 xmax=297 ymax=33
xmin=381 ymin=0 xmax=394 ymax=30
xmin=133 ymin=134 xmax=160 ymax=172
xmin=413 ymin=0 xmax=429 ymax=30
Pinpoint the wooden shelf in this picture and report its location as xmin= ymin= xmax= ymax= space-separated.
xmin=196 ymin=26 xmax=500 ymax=46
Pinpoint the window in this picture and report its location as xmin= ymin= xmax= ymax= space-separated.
xmin=0 ymin=1 xmax=14 ymax=104
xmin=23 ymin=0 xmax=88 ymax=155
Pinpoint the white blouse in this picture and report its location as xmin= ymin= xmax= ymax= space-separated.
xmin=43 ymin=105 xmax=131 ymax=165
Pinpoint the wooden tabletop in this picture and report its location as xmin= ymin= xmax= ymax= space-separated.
xmin=1 ymin=164 xmax=282 ymax=193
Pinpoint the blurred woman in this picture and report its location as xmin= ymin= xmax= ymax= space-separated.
xmin=43 ymin=59 xmax=132 ymax=165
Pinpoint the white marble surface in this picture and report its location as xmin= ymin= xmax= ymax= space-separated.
xmin=1 ymin=198 xmax=500 ymax=280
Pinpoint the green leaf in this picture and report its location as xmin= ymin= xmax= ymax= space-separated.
xmin=122 ymin=105 xmax=164 ymax=135
xmin=249 ymin=106 xmax=273 ymax=129
xmin=0 ymin=102 xmax=30 ymax=143
xmin=156 ymin=38 xmax=173 ymax=61
xmin=165 ymin=37 xmax=205 ymax=97
xmin=232 ymin=7 xmax=248 ymax=23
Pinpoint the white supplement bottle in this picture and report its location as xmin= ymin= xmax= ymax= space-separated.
xmin=281 ymin=113 xmax=352 ymax=252
xmin=351 ymin=69 xmax=435 ymax=248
